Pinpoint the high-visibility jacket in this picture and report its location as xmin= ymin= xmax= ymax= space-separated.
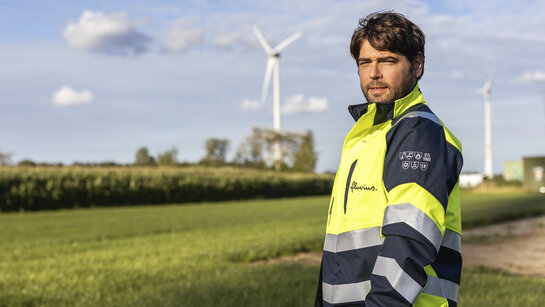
xmin=316 ymin=84 xmax=463 ymax=307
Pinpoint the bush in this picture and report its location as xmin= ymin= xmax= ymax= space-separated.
xmin=17 ymin=160 xmax=36 ymax=167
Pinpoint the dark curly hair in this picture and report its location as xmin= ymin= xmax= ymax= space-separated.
xmin=350 ymin=11 xmax=425 ymax=79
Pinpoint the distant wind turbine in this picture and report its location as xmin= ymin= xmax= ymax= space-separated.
xmin=482 ymin=69 xmax=495 ymax=179
xmin=253 ymin=26 xmax=302 ymax=164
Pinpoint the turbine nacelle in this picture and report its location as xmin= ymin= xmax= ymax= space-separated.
xmin=481 ymin=69 xmax=495 ymax=98
xmin=481 ymin=86 xmax=491 ymax=97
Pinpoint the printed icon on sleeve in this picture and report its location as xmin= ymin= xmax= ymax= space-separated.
xmin=423 ymin=153 xmax=431 ymax=162
xmin=399 ymin=151 xmax=431 ymax=171
xmin=420 ymin=162 xmax=428 ymax=171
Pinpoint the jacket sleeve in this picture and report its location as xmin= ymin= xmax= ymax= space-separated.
xmin=365 ymin=114 xmax=463 ymax=306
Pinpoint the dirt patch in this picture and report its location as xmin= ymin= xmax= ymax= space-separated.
xmin=248 ymin=251 xmax=323 ymax=267
xmin=252 ymin=215 xmax=545 ymax=277
xmin=462 ymin=215 xmax=545 ymax=277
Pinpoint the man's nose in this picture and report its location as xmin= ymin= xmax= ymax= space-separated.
xmin=369 ymin=63 xmax=382 ymax=79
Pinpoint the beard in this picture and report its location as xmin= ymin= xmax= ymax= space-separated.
xmin=362 ymin=68 xmax=417 ymax=103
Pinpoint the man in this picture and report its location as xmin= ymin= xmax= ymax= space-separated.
xmin=316 ymin=12 xmax=463 ymax=307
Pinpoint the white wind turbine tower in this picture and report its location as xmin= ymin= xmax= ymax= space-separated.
xmin=482 ymin=69 xmax=495 ymax=179
xmin=253 ymin=26 xmax=302 ymax=166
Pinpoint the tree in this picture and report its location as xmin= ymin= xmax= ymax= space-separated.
xmin=134 ymin=147 xmax=156 ymax=166
xmin=234 ymin=126 xmax=317 ymax=172
xmin=291 ymin=131 xmax=318 ymax=173
xmin=234 ymin=127 xmax=265 ymax=168
xmin=201 ymin=138 xmax=229 ymax=165
xmin=157 ymin=147 xmax=178 ymax=166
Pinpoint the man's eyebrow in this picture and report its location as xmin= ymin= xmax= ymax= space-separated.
xmin=358 ymin=56 xmax=399 ymax=62
xmin=378 ymin=56 xmax=398 ymax=61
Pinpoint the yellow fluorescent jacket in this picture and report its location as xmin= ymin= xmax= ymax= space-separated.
xmin=317 ymin=84 xmax=463 ymax=307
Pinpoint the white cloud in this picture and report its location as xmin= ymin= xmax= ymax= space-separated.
xmin=212 ymin=32 xmax=240 ymax=49
xmin=52 ymin=86 xmax=94 ymax=107
xmin=513 ymin=70 xmax=545 ymax=83
xmin=164 ymin=25 xmax=203 ymax=52
xmin=240 ymin=99 xmax=261 ymax=112
xmin=281 ymin=94 xmax=328 ymax=115
xmin=63 ymin=11 xmax=151 ymax=56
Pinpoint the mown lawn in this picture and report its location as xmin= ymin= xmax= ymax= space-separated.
xmin=1 ymin=192 xmax=544 ymax=306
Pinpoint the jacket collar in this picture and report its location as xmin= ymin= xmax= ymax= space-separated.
xmin=347 ymin=83 xmax=425 ymax=124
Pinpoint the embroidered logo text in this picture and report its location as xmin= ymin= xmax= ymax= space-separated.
xmin=350 ymin=181 xmax=377 ymax=193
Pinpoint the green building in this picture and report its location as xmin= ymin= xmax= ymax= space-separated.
xmin=503 ymin=160 xmax=523 ymax=182
xmin=523 ymin=156 xmax=545 ymax=192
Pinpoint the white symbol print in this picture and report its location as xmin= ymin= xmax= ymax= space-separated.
xmin=420 ymin=162 xmax=428 ymax=171
xmin=423 ymin=153 xmax=431 ymax=162
xmin=406 ymin=151 xmax=414 ymax=160
xmin=402 ymin=161 xmax=410 ymax=170
xmin=399 ymin=152 xmax=406 ymax=160
xmin=411 ymin=161 xmax=419 ymax=170
xmin=415 ymin=152 xmax=423 ymax=160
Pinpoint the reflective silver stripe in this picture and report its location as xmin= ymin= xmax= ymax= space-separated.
xmin=422 ymin=276 xmax=459 ymax=302
xmin=372 ymin=256 xmax=423 ymax=303
xmin=410 ymin=111 xmax=442 ymax=126
xmin=322 ymin=281 xmax=370 ymax=304
xmin=323 ymin=227 xmax=384 ymax=253
xmin=395 ymin=111 xmax=442 ymax=127
xmin=441 ymin=229 xmax=461 ymax=252
xmin=383 ymin=203 xmax=443 ymax=251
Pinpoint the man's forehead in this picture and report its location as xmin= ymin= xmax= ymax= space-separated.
xmin=359 ymin=40 xmax=401 ymax=58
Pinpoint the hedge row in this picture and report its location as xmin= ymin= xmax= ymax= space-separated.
xmin=0 ymin=166 xmax=334 ymax=212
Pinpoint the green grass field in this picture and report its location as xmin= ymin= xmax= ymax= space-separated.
xmin=1 ymin=192 xmax=544 ymax=306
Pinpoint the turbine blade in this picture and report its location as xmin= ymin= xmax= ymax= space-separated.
xmin=271 ymin=32 xmax=302 ymax=54
xmin=253 ymin=26 xmax=272 ymax=53
xmin=483 ymin=67 xmax=497 ymax=91
xmin=261 ymin=58 xmax=274 ymax=104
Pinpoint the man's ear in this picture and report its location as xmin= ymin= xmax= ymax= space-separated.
xmin=413 ymin=52 xmax=424 ymax=79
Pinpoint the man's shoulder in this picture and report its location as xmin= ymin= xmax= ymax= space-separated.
xmin=391 ymin=103 xmax=463 ymax=154
xmin=391 ymin=103 xmax=441 ymax=129
xmin=387 ymin=103 xmax=445 ymax=144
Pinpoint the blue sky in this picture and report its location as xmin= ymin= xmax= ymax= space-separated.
xmin=1 ymin=0 xmax=545 ymax=173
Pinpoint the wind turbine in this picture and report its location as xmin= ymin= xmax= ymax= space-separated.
xmin=481 ymin=69 xmax=495 ymax=179
xmin=253 ymin=26 xmax=302 ymax=165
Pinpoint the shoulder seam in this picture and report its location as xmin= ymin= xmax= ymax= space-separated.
xmin=392 ymin=111 xmax=442 ymax=129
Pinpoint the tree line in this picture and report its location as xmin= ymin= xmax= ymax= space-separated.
xmin=5 ymin=127 xmax=319 ymax=173
xmin=134 ymin=127 xmax=318 ymax=173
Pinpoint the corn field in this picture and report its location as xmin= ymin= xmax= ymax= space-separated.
xmin=0 ymin=166 xmax=334 ymax=212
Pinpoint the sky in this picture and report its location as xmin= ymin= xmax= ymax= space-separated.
xmin=1 ymin=0 xmax=545 ymax=173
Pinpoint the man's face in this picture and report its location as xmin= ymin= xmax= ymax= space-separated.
xmin=358 ymin=39 xmax=423 ymax=103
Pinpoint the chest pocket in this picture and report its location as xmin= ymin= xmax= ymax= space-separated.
xmin=340 ymin=137 xmax=388 ymax=229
